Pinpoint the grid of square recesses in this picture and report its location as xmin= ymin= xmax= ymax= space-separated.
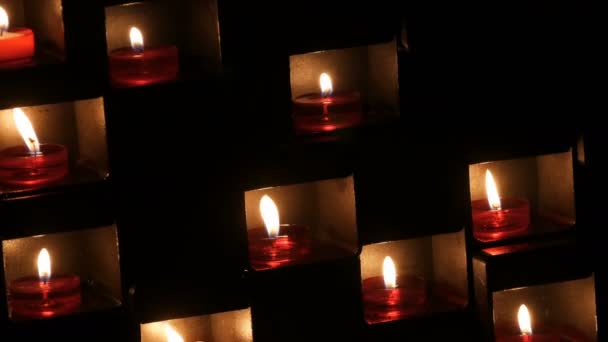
xmin=104 ymin=0 xmax=221 ymax=87
xmin=360 ymin=230 xmax=468 ymax=325
xmin=289 ymin=40 xmax=399 ymax=135
xmin=140 ymin=308 xmax=252 ymax=342
xmin=468 ymin=150 xmax=575 ymax=244
xmin=2 ymin=225 xmax=122 ymax=321
xmin=0 ymin=0 xmax=65 ymax=67
xmin=244 ymin=175 xmax=358 ymax=271
xmin=0 ymin=97 xmax=108 ymax=196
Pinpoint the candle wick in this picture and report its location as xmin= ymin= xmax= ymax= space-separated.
xmin=42 ymin=287 xmax=49 ymax=302
xmin=28 ymin=138 xmax=39 ymax=170
xmin=322 ymin=102 xmax=329 ymax=116
xmin=28 ymin=137 xmax=36 ymax=150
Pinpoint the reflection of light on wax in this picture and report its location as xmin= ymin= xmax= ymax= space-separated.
xmin=321 ymin=125 xmax=337 ymax=131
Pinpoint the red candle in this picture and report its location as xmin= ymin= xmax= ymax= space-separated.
xmin=293 ymin=73 xmax=363 ymax=134
xmin=496 ymin=305 xmax=588 ymax=342
xmin=471 ymin=169 xmax=530 ymax=242
xmin=9 ymin=248 xmax=81 ymax=320
xmin=0 ymin=6 xmax=35 ymax=69
xmin=108 ymin=26 xmax=179 ymax=88
xmin=362 ymin=256 xmax=427 ymax=324
xmin=0 ymin=108 xmax=68 ymax=187
xmin=247 ymin=195 xmax=311 ymax=270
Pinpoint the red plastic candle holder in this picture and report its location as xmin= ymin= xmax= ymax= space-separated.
xmin=9 ymin=274 xmax=81 ymax=320
xmin=472 ymin=198 xmax=530 ymax=242
xmin=292 ymin=92 xmax=362 ymax=134
xmin=362 ymin=274 xmax=427 ymax=324
xmin=108 ymin=45 xmax=179 ymax=88
xmin=248 ymin=224 xmax=311 ymax=270
xmin=0 ymin=144 xmax=68 ymax=187
xmin=0 ymin=28 xmax=35 ymax=69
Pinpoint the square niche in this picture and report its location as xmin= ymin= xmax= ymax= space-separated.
xmin=468 ymin=150 xmax=575 ymax=244
xmin=473 ymin=239 xmax=595 ymax=341
xmin=0 ymin=98 xmax=108 ymax=196
xmin=104 ymin=0 xmax=221 ymax=88
xmin=359 ymin=230 xmax=468 ymax=324
xmin=493 ymin=277 xmax=596 ymax=341
xmin=289 ymin=39 xmax=399 ymax=135
xmin=244 ymin=175 xmax=358 ymax=271
xmin=2 ymin=225 xmax=122 ymax=321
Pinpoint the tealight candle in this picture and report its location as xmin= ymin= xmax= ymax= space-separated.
xmin=9 ymin=248 xmax=81 ymax=320
xmin=471 ymin=169 xmax=530 ymax=242
xmin=292 ymin=73 xmax=362 ymax=134
xmin=362 ymin=256 xmax=427 ymax=324
xmin=247 ymin=195 xmax=311 ymax=270
xmin=0 ymin=108 xmax=68 ymax=187
xmin=0 ymin=6 xmax=35 ymax=69
xmin=108 ymin=26 xmax=179 ymax=87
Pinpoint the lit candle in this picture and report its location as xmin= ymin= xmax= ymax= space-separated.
xmin=362 ymin=256 xmax=427 ymax=324
xmin=247 ymin=195 xmax=311 ymax=270
xmin=0 ymin=108 xmax=69 ymax=187
xmin=0 ymin=6 xmax=35 ymax=69
xmin=471 ymin=169 xmax=530 ymax=242
xmin=9 ymin=248 xmax=81 ymax=320
xmin=496 ymin=304 xmax=587 ymax=342
xmin=166 ymin=325 xmax=184 ymax=342
xmin=108 ymin=26 xmax=179 ymax=88
xmin=292 ymin=72 xmax=362 ymax=134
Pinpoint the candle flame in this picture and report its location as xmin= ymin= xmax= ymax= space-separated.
xmin=165 ymin=325 xmax=184 ymax=342
xmin=518 ymin=304 xmax=533 ymax=336
xmin=37 ymin=248 xmax=51 ymax=283
xmin=130 ymin=26 xmax=144 ymax=53
xmin=485 ymin=169 xmax=501 ymax=210
xmin=260 ymin=195 xmax=280 ymax=238
xmin=320 ymin=73 xmax=333 ymax=97
xmin=383 ymin=256 xmax=397 ymax=289
xmin=0 ymin=6 xmax=8 ymax=34
xmin=13 ymin=108 xmax=40 ymax=154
